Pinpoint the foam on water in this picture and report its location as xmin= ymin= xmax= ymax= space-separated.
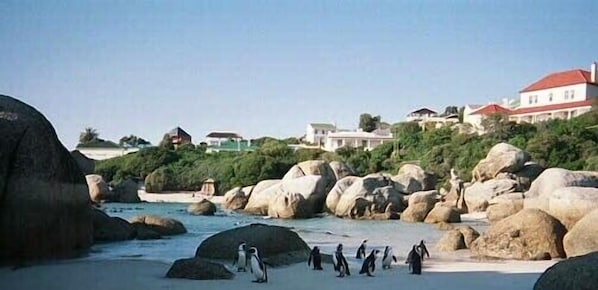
xmin=87 ymin=203 xmax=487 ymax=264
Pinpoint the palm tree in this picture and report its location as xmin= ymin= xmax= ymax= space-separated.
xmin=79 ymin=127 xmax=99 ymax=144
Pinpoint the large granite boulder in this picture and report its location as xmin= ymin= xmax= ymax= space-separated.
xmin=195 ymin=223 xmax=310 ymax=267
xmin=268 ymin=192 xmax=310 ymax=219
xmin=511 ymin=162 xmax=544 ymax=191
xmin=525 ymin=168 xmax=598 ymax=199
xmin=333 ymin=174 xmax=402 ymax=219
xmin=222 ymin=186 xmax=252 ymax=210
xmin=243 ymin=179 xmax=282 ymax=215
xmin=0 ymin=95 xmax=93 ymax=262
xmin=86 ymin=174 xmax=113 ymax=203
xmin=563 ymin=209 xmax=598 ymax=257
xmin=470 ymin=209 xmax=567 ymax=260
xmin=487 ymin=201 xmax=523 ymax=223
xmin=282 ymin=160 xmax=336 ymax=192
xmin=91 ymin=208 xmax=135 ymax=242
xmin=166 ymin=257 xmax=234 ymax=280
xmin=111 ymin=179 xmax=141 ymax=203
xmin=392 ymin=164 xmax=437 ymax=193
xmin=471 ymin=143 xmax=530 ymax=182
xmin=464 ymin=179 xmax=519 ymax=212
xmin=401 ymin=190 xmax=440 ymax=223
xmin=545 ymin=187 xmax=598 ymax=229
xmin=70 ymin=150 xmax=95 ymax=175
xmin=436 ymin=229 xmax=466 ymax=252
xmin=457 ymin=226 xmax=480 ymax=249
xmin=187 ymin=199 xmax=217 ymax=216
xmin=325 ymin=176 xmax=360 ymax=213
xmin=130 ymin=215 xmax=186 ymax=236
xmin=424 ymin=204 xmax=461 ymax=224
xmin=533 ymin=252 xmax=598 ymax=290
xmin=329 ymin=161 xmax=356 ymax=180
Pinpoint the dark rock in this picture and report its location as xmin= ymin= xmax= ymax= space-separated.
xmin=187 ymin=199 xmax=217 ymax=216
xmin=130 ymin=215 xmax=186 ymax=236
xmin=0 ymin=95 xmax=93 ymax=263
xmin=133 ymin=224 xmax=162 ymax=240
xmin=534 ymin=251 xmax=598 ymax=290
xmin=195 ymin=223 xmax=310 ymax=267
xmin=112 ymin=179 xmax=141 ymax=203
xmin=70 ymin=150 xmax=95 ymax=175
xmin=91 ymin=208 xmax=135 ymax=241
xmin=166 ymin=257 xmax=234 ymax=280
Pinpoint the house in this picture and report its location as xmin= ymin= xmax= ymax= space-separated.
xmin=205 ymin=139 xmax=258 ymax=153
xmin=205 ymin=131 xmax=243 ymax=146
xmin=405 ymin=107 xmax=459 ymax=129
xmin=168 ymin=127 xmax=192 ymax=146
xmin=76 ymin=139 xmax=140 ymax=160
xmin=305 ymin=123 xmax=336 ymax=146
xmin=510 ymin=63 xmax=598 ymax=123
xmin=324 ymin=128 xmax=394 ymax=152
xmin=406 ymin=108 xmax=437 ymax=122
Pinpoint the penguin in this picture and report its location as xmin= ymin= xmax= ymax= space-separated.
xmin=233 ymin=242 xmax=247 ymax=272
xmin=308 ymin=246 xmax=323 ymax=270
xmin=356 ymin=240 xmax=367 ymax=259
xmin=332 ymin=243 xmax=350 ymax=277
xmin=381 ymin=246 xmax=397 ymax=269
xmin=417 ymin=240 xmax=430 ymax=261
xmin=406 ymin=245 xmax=422 ymax=275
xmin=359 ymin=249 xmax=380 ymax=277
xmin=248 ymin=247 xmax=268 ymax=283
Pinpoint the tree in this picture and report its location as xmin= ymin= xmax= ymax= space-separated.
xmin=79 ymin=127 xmax=99 ymax=144
xmin=119 ymin=135 xmax=151 ymax=147
xmin=481 ymin=113 xmax=511 ymax=141
xmin=442 ymin=106 xmax=459 ymax=116
xmin=359 ymin=113 xmax=381 ymax=132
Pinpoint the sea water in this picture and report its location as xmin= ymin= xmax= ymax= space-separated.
xmin=87 ymin=203 xmax=487 ymax=263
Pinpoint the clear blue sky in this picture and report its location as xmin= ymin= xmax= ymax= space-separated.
xmin=1 ymin=1 xmax=597 ymax=149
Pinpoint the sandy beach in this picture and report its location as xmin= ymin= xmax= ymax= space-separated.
xmin=0 ymin=258 xmax=556 ymax=290
xmin=138 ymin=190 xmax=224 ymax=204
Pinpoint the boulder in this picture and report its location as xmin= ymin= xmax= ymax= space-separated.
xmin=392 ymin=164 xmax=437 ymax=193
xmin=130 ymin=215 xmax=186 ymax=236
xmin=347 ymin=186 xmax=405 ymax=219
xmin=333 ymin=174 xmax=402 ymax=219
xmin=112 ymin=179 xmax=141 ymax=203
xmin=511 ymin=162 xmax=544 ymax=191
xmin=470 ymin=209 xmax=567 ymax=260
xmin=282 ymin=160 xmax=337 ymax=192
xmin=268 ymin=192 xmax=310 ymax=219
xmin=325 ymin=176 xmax=360 ymax=213
xmin=70 ymin=150 xmax=95 ymax=175
xmin=329 ymin=161 xmax=356 ymax=180
xmin=0 ymin=95 xmax=93 ymax=262
xmin=91 ymin=208 xmax=135 ymax=242
xmin=222 ymin=186 xmax=252 ymax=210
xmin=195 ymin=223 xmax=310 ymax=267
xmin=243 ymin=179 xmax=281 ymax=215
xmin=525 ymin=168 xmax=598 ymax=199
xmin=436 ymin=229 xmax=466 ymax=252
xmin=533 ymin=252 xmax=598 ymax=290
xmin=132 ymin=224 xmax=162 ymax=240
xmin=464 ymin=179 xmax=519 ymax=212
xmin=86 ymin=174 xmax=113 ymax=203
xmin=457 ymin=226 xmax=480 ymax=249
xmin=166 ymin=257 xmax=234 ymax=280
xmin=187 ymin=199 xmax=217 ymax=216
xmin=424 ymin=205 xmax=461 ymax=224
xmin=563 ymin=208 xmax=598 ymax=257
xmin=487 ymin=202 xmax=523 ymax=223
xmin=407 ymin=190 xmax=441 ymax=207
xmin=471 ymin=143 xmax=530 ymax=182
xmin=401 ymin=202 xmax=435 ymax=223
xmin=546 ymin=186 xmax=598 ymax=230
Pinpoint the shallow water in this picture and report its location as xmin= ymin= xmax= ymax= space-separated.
xmin=87 ymin=203 xmax=487 ymax=263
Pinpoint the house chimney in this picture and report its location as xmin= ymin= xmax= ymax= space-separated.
xmin=592 ymin=62 xmax=598 ymax=83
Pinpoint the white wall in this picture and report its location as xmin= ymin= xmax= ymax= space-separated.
xmin=78 ymin=148 xmax=139 ymax=160
xmin=519 ymin=83 xmax=590 ymax=108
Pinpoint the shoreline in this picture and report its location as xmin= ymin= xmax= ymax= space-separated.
xmin=138 ymin=190 xmax=224 ymax=204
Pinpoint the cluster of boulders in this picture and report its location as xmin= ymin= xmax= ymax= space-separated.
xmin=435 ymin=225 xmax=480 ymax=252
xmin=93 ymin=210 xmax=187 ymax=242
xmin=85 ymin=174 xmax=141 ymax=203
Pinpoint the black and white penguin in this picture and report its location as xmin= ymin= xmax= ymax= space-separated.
xmin=406 ymin=245 xmax=422 ymax=275
xmin=248 ymin=247 xmax=268 ymax=283
xmin=359 ymin=249 xmax=380 ymax=277
xmin=417 ymin=240 xmax=430 ymax=261
xmin=356 ymin=240 xmax=367 ymax=259
xmin=233 ymin=242 xmax=247 ymax=272
xmin=308 ymin=246 xmax=323 ymax=270
xmin=332 ymin=243 xmax=350 ymax=277
xmin=382 ymin=246 xmax=397 ymax=269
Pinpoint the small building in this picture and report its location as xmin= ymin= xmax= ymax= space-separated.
xmin=205 ymin=139 xmax=258 ymax=153
xmin=76 ymin=140 xmax=140 ymax=160
xmin=168 ymin=127 xmax=192 ymax=146
xmin=305 ymin=123 xmax=337 ymax=146
xmin=406 ymin=107 xmax=459 ymax=129
xmin=205 ymin=131 xmax=243 ymax=146
xmin=200 ymin=178 xmax=218 ymax=196
xmin=510 ymin=63 xmax=598 ymax=123
xmin=406 ymin=108 xmax=438 ymax=122
xmin=324 ymin=129 xmax=394 ymax=152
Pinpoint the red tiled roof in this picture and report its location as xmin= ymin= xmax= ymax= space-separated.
xmin=510 ymin=100 xmax=594 ymax=115
xmin=470 ymin=104 xmax=512 ymax=115
xmin=520 ymin=70 xmax=593 ymax=93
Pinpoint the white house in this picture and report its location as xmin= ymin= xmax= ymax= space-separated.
xmin=205 ymin=131 xmax=243 ymax=146
xmin=76 ymin=140 xmax=140 ymax=160
xmin=510 ymin=63 xmax=598 ymax=123
xmin=324 ymin=129 xmax=394 ymax=152
xmin=406 ymin=107 xmax=459 ymax=129
xmin=305 ymin=123 xmax=336 ymax=146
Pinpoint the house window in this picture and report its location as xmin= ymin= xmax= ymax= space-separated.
xmin=534 ymin=95 xmax=538 ymax=103
xmin=570 ymin=90 xmax=575 ymax=99
xmin=528 ymin=96 xmax=533 ymax=104
xmin=337 ymin=139 xmax=342 ymax=147
xmin=564 ymin=91 xmax=569 ymax=100
xmin=549 ymin=93 xmax=553 ymax=102
xmin=362 ymin=140 xmax=368 ymax=147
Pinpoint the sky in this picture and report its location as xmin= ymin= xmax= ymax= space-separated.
xmin=1 ymin=0 xmax=597 ymax=149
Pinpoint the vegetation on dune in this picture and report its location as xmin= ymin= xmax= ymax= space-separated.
xmin=95 ymin=110 xmax=598 ymax=194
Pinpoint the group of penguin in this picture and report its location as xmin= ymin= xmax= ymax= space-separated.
xmin=233 ymin=239 xmax=430 ymax=283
